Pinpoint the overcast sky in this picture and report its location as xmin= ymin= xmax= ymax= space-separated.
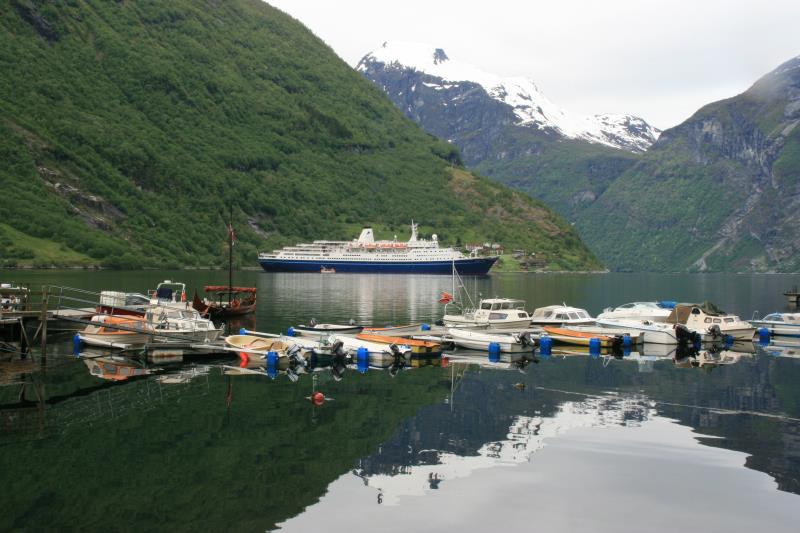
xmin=267 ymin=0 xmax=800 ymax=130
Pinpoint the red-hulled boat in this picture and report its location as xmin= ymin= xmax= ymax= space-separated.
xmin=193 ymin=286 xmax=256 ymax=318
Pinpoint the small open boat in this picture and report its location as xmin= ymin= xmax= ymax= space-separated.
xmin=292 ymin=323 xmax=363 ymax=337
xmin=362 ymin=324 xmax=425 ymax=336
xmin=542 ymin=326 xmax=617 ymax=347
xmin=193 ymin=286 xmax=256 ymax=319
xmin=447 ymin=328 xmax=534 ymax=353
xmin=224 ymin=335 xmax=293 ymax=356
xmin=355 ymin=333 xmax=441 ymax=355
xmin=79 ymin=315 xmax=154 ymax=349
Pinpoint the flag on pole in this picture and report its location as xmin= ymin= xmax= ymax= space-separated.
xmin=228 ymin=222 xmax=237 ymax=246
xmin=438 ymin=291 xmax=453 ymax=304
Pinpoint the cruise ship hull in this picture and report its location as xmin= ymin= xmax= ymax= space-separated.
xmin=258 ymin=257 xmax=498 ymax=275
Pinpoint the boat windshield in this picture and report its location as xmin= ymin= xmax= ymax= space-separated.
xmin=481 ymin=302 xmax=492 ymax=310
xmin=764 ymin=314 xmax=783 ymax=322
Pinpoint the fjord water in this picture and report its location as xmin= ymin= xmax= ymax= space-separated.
xmin=2 ymin=270 xmax=800 ymax=531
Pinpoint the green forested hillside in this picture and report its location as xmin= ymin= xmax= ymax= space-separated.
xmin=0 ymin=0 xmax=600 ymax=270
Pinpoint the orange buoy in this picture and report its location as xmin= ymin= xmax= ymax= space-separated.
xmin=312 ymin=391 xmax=325 ymax=405
xmin=238 ymin=351 xmax=250 ymax=367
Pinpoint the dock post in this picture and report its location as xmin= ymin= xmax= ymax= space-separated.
xmin=39 ymin=286 xmax=49 ymax=359
xmin=18 ymin=317 xmax=30 ymax=357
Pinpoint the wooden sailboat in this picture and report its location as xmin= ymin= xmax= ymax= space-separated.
xmin=192 ymin=212 xmax=257 ymax=319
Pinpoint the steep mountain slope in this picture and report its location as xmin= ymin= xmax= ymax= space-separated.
xmin=357 ymin=42 xmax=658 ymax=219
xmin=0 ymin=1 xmax=600 ymax=270
xmin=580 ymin=55 xmax=800 ymax=272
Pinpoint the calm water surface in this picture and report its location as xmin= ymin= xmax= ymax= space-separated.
xmin=2 ymin=270 xmax=800 ymax=531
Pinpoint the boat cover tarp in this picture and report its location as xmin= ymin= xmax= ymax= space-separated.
xmin=666 ymin=302 xmax=727 ymax=323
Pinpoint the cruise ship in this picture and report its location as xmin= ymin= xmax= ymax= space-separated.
xmin=257 ymin=222 xmax=498 ymax=274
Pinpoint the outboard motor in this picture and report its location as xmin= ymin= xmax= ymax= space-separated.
xmin=309 ymin=317 xmax=317 ymax=327
xmin=611 ymin=335 xmax=624 ymax=355
xmin=330 ymin=340 xmax=346 ymax=357
xmin=519 ymin=332 xmax=537 ymax=349
xmin=674 ymin=324 xmax=693 ymax=345
xmin=434 ymin=319 xmax=445 ymax=327
xmin=286 ymin=344 xmax=306 ymax=369
xmin=707 ymin=324 xmax=722 ymax=340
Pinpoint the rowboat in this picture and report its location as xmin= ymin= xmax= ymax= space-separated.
xmin=542 ymin=326 xmax=618 ymax=347
xmin=362 ymin=324 xmax=426 ymax=336
xmin=447 ymin=328 xmax=534 ymax=353
xmin=563 ymin=325 xmax=644 ymax=344
xmin=224 ymin=335 xmax=294 ymax=357
xmin=78 ymin=315 xmax=153 ymax=349
xmin=355 ymin=333 xmax=441 ymax=355
xmin=292 ymin=323 xmax=363 ymax=337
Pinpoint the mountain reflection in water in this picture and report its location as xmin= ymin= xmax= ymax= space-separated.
xmin=2 ymin=271 xmax=800 ymax=531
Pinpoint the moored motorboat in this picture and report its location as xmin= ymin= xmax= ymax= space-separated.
xmin=529 ymin=305 xmax=594 ymax=326
xmin=749 ymin=313 xmax=800 ymax=338
xmin=328 ymin=334 xmax=412 ymax=358
xmin=443 ymin=298 xmax=532 ymax=329
xmin=146 ymin=306 xmax=222 ymax=344
xmin=224 ymin=335 xmax=295 ymax=357
xmin=542 ymin=326 xmax=619 ymax=348
xmin=447 ymin=328 xmax=535 ymax=353
xmin=596 ymin=302 xmax=673 ymax=323
xmin=594 ymin=318 xmax=684 ymax=345
xmin=665 ymin=303 xmax=755 ymax=342
xmin=78 ymin=315 xmax=154 ymax=349
xmin=563 ymin=325 xmax=645 ymax=345
xmin=355 ymin=333 xmax=441 ymax=355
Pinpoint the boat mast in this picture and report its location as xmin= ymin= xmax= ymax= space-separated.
xmin=228 ymin=206 xmax=233 ymax=306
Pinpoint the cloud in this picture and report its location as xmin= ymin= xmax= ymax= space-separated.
xmin=267 ymin=0 xmax=800 ymax=129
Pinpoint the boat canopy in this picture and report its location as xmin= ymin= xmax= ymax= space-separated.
xmin=666 ymin=302 xmax=727 ymax=323
xmin=204 ymin=286 xmax=257 ymax=294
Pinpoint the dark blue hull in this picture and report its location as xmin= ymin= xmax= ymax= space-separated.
xmin=258 ymin=257 xmax=498 ymax=275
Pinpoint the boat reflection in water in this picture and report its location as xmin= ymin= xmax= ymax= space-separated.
xmin=352 ymin=394 xmax=652 ymax=505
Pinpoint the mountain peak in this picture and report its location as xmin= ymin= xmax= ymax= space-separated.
xmin=358 ymin=42 xmax=660 ymax=152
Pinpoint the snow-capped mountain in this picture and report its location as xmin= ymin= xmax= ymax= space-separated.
xmin=357 ymin=41 xmax=660 ymax=152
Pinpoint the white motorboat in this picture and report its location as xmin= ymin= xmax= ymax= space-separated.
xmin=594 ymin=318 xmax=683 ymax=345
xmin=749 ymin=313 xmax=800 ymax=338
xmin=78 ymin=315 xmax=153 ymax=349
xmin=147 ymin=306 xmax=222 ymax=343
xmin=596 ymin=302 xmax=672 ymax=323
xmin=666 ymin=303 xmax=755 ymax=342
xmin=329 ymin=334 xmax=412 ymax=358
xmin=149 ymin=280 xmax=193 ymax=311
xmin=442 ymin=298 xmax=532 ymax=329
xmin=563 ymin=325 xmax=645 ymax=345
xmin=447 ymin=328 xmax=535 ymax=353
xmin=529 ymin=305 xmax=594 ymax=326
